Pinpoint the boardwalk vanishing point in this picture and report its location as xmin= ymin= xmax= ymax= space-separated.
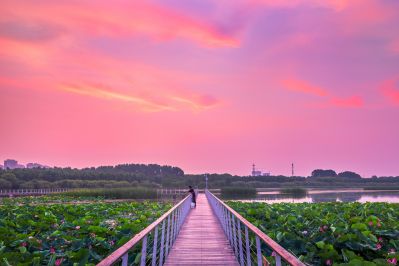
xmin=98 ymin=190 xmax=305 ymax=266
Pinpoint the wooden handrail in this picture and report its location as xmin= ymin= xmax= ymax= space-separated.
xmin=97 ymin=194 xmax=191 ymax=266
xmin=207 ymin=190 xmax=305 ymax=266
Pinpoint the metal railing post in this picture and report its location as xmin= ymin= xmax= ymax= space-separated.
xmin=245 ymin=226 xmax=251 ymax=266
xmin=165 ymin=215 xmax=171 ymax=256
xmin=152 ymin=226 xmax=158 ymax=266
xmin=232 ymin=214 xmax=238 ymax=257
xmin=238 ymin=220 xmax=244 ymax=266
xmin=122 ymin=253 xmax=128 ymax=266
xmin=140 ymin=235 xmax=147 ymax=266
xmin=256 ymin=236 xmax=262 ymax=266
xmin=159 ymin=220 xmax=166 ymax=266
xmin=276 ymin=255 xmax=282 ymax=266
xmin=227 ymin=208 xmax=233 ymax=246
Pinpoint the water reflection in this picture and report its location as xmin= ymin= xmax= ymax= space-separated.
xmin=229 ymin=190 xmax=399 ymax=203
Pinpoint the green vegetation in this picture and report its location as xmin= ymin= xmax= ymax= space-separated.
xmin=61 ymin=187 xmax=157 ymax=199
xmin=0 ymin=198 xmax=172 ymax=265
xmin=0 ymin=195 xmax=105 ymax=205
xmin=220 ymin=187 xmax=257 ymax=198
xmin=228 ymin=201 xmax=399 ymax=265
xmin=279 ymin=187 xmax=308 ymax=198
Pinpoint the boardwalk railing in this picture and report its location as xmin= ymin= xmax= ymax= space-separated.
xmin=206 ymin=190 xmax=305 ymax=266
xmin=97 ymin=194 xmax=192 ymax=266
xmin=0 ymin=188 xmax=68 ymax=197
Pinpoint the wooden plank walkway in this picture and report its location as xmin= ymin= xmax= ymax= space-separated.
xmin=165 ymin=194 xmax=239 ymax=266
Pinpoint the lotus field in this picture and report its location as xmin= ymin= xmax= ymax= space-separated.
xmin=0 ymin=198 xmax=172 ymax=265
xmin=228 ymin=202 xmax=399 ymax=265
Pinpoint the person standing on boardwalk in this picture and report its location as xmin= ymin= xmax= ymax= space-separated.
xmin=188 ymin=186 xmax=196 ymax=208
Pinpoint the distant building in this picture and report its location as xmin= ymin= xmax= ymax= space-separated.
xmin=0 ymin=164 xmax=3 ymax=170
xmin=251 ymin=164 xmax=271 ymax=176
xmin=4 ymin=159 xmax=25 ymax=169
xmin=26 ymin=163 xmax=48 ymax=169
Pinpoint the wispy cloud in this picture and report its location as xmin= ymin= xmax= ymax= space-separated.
xmin=60 ymin=83 xmax=174 ymax=112
xmin=1 ymin=1 xmax=238 ymax=48
xmin=60 ymin=82 xmax=221 ymax=112
xmin=329 ymin=96 xmax=364 ymax=108
xmin=282 ymin=78 xmax=364 ymax=108
xmin=252 ymin=0 xmax=350 ymax=11
xmin=282 ymin=79 xmax=328 ymax=97
xmin=380 ymin=78 xmax=399 ymax=105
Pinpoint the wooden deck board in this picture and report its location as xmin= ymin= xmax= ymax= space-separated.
xmin=164 ymin=194 xmax=239 ymax=266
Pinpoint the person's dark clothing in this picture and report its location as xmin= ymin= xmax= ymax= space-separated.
xmin=188 ymin=188 xmax=196 ymax=203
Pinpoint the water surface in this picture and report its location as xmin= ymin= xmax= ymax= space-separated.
xmin=228 ymin=189 xmax=399 ymax=203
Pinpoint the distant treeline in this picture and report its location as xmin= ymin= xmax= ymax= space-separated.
xmin=0 ymin=164 xmax=398 ymax=189
xmin=0 ymin=164 xmax=183 ymax=189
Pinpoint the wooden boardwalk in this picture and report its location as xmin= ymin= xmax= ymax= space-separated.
xmin=164 ymin=194 xmax=239 ymax=266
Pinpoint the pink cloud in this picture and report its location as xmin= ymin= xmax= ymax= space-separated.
xmin=282 ymin=78 xmax=364 ymax=108
xmin=59 ymin=82 xmax=221 ymax=112
xmin=281 ymin=78 xmax=329 ymax=97
xmin=1 ymin=1 xmax=238 ymax=48
xmin=380 ymin=78 xmax=399 ymax=105
xmin=330 ymin=96 xmax=364 ymax=108
xmin=252 ymin=0 xmax=350 ymax=11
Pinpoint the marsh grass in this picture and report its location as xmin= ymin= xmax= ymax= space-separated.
xmin=221 ymin=186 xmax=257 ymax=199
xmin=279 ymin=187 xmax=308 ymax=198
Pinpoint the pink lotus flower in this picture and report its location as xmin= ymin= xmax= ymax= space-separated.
xmin=387 ymin=258 xmax=397 ymax=265
xmin=323 ymin=225 xmax=328 ymax=230
xmin=55 ymin=258 xmax=63 ymax=266
xmin=50 ymin=247 xmax=55 ymax=254
xmin=368 ymin=221 xmax=373 ymax=226
xmin=325 ymin=259 xmax=332 ymax=265
xmin=109 ymin=240 xmax=115 ymax=246
xmin=21 ymin=242 xmax=27 ymax=247
xmin=376 ymin=243 xmax=382 ymax=250
xmin=389 ymin=249 xmax=396 ymax=254
xmin=75 ymin=226 xmax=80 ymax=230
xmin=378 ymin=237 xmax=383 ymax=242
xmin=377 ymin=222 xmax=382 ymax=227
xmin=271 ymin=251 xmax=276 ymax=257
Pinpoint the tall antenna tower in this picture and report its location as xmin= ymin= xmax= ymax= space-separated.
xmin=291 ymin=163 xmax=294 ymax=177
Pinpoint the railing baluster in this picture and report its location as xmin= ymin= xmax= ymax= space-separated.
xmin=165 ymin=215 xmax=171 ymax=256
xmin=245 ymin=226 xmax=251 ymax=266
xmin=159 ymin=220 xmax=166 ymax=266
xmin=256 ymin=236 xmax=262 ymax=266
xmin=122 ymin=253 xmax=128 ymax=266
xmin=232 ymin=214 xmax=238 ymax=257
xmin=170 ymin=211 xmax=175 ymax=245
xmin=228 ymin=210 xmax=233 ymax=246
xmin=140 ymin=235 xmax=147 ymax=266
xmin=152 ymin=226 xmax=158 ymax=266
xmin=226 ymin=208 xmax=232 ymax=245
xmin=276 ymin=254 xmax=282 ymax=266
xmin=238 ymin=220 xmax=244 ymax=266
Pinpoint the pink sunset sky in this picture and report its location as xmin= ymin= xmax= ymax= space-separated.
xmin=1 ymin=0 xmax=399 ymax=177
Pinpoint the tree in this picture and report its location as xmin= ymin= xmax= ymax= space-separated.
xmin=0 ymin=172 xmax=19 ymax=188
xmin=0 ymin=179 xmax=12 ymax=189
xmin=311 ymin=169 xmax=337 ymax=178
xmin=338 ymin=171 xmax=361 ymax=179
